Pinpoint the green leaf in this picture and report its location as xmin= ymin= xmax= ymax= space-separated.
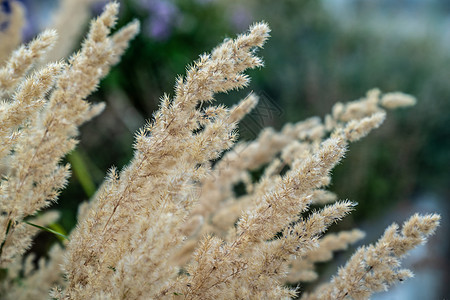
xmin=24 ymin=221 xmax=70 ymax=241
xmin=48 ymin=223 xmax=68 ymax=242
xmin=68 ymin=150 xmax=96 ymax=198
xmin=0 ymin=219 xmax=13 ymax=257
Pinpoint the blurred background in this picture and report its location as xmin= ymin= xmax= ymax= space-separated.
xmin=13 ymin=0 xmax=450 ymax=298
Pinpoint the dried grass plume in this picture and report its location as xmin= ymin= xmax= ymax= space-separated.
xmin=0 ymin=2 xmax=440 ymax=300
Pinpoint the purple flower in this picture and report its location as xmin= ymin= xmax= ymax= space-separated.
xmin=136 ymin=0 xmax=180 ymax=40
xmin=91 ymin=0 xmax=120 ymax=16
xmin=229 ymin=5 xmax=252 ymax=31
xmin=1 ymin=0 xmax=56 ymax=40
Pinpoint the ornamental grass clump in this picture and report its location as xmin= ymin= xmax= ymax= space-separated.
xmin=0 ymin=2 xmax=440 ymax=299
